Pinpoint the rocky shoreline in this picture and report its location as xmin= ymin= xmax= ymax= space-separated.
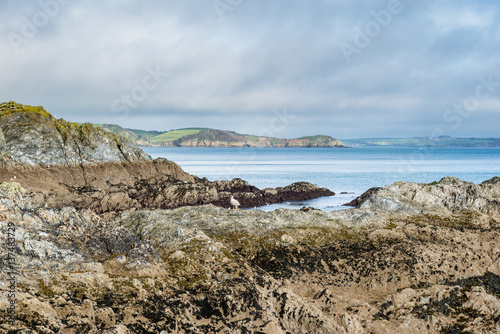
xmin=0 ymin=177 xmax=499 ymax=333
xmin=0 ymin=159 xmax=334 ymax=218
xmin=0 ymin=103 xmax=499 ymax=333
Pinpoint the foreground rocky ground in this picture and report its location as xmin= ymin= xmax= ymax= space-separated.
xmin=0 ymin=177 xmax=499 ymax=333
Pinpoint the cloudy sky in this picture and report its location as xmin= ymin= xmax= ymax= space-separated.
xmin=1 ymin=0 xmax=499 ymax=139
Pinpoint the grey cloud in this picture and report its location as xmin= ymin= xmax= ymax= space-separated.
xmin=0 ymin=0 xmax=499 ymax=138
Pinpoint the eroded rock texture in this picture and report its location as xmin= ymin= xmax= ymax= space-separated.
xmin=0 ymin=179 xmax=499 ymax=333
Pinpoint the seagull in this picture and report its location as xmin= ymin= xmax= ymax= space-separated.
xmin=230 ymin=195 xmax=240 ymax=209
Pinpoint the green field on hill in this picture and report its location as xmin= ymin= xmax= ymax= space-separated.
xmin=150 ymin=128 xmax=208 ymax=143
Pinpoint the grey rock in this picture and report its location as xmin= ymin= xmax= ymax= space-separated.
xmin=0 ymin=101 xmax=150 ymax=166
xmin=1 ymin=180 xmax=500 ymax=333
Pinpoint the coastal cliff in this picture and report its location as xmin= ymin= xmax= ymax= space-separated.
xmin=168 ymin=129 xmax=346 ymax=148
xmin=0 ymin=102 xmax=149 ymax=166
xmin=97 ymin=125 xmax=347 ymax=148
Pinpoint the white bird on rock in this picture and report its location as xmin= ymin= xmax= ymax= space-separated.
xmin=230 ymin=196 xmax=240 ymax=209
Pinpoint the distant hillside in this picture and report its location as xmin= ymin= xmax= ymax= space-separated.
xmin=95 ymin=124 xmax=346 ymax=148
xmin=91 ymin=124 xmax=163 ymax=145
xmin=154 ymin=129 xmax=346 ymax=148
xmin=150 ymin=128 xmax=208 ymax=143
xmin=342 ymin=136 xmax=500 ymax=148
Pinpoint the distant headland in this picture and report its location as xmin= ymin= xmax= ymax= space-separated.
xmin=342 ymin=137 xmax=500 ymax=148
xmin=92 ymin=124 xmax=348 ymax=148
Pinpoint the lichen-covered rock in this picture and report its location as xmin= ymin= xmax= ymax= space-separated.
xmin=0 ymin=101 xmax=150 ymax=166
xmin=0 ymin=127 xmax=13 ymax=168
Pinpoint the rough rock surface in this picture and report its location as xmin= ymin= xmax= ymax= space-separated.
xmin=1 ymin=101 xmax=499 ymax=333
xmin=1 ymin=178 xmax=499 ymax=333
xmin=344 ymin=187 xmax=382 ymax=207
xmin=0 ymin=102 xmax=149 ymax=166
xmin=0 ymin=160 xmax=334 ymax=215
xmin=358 ymin=177 xmax=500 ymax=218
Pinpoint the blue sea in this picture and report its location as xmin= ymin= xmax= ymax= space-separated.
xmin=142 ymin=147 xmax=500 ymax=212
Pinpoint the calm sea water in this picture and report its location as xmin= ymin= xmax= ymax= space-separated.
xmin=141 ymin=146 xmax=500 ymax=212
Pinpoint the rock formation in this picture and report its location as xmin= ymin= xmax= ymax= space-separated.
xmin=343 ymin=186 xmax=381 ymax=207
xmin=0 ymin=178 xmax=499 ymax=333
xmin=0 ymin=102 xmax=150 ymax=166
xmin=344 ymin=176 xmax=500 ymax=221
xmin=0 ymin=161 xmax=334 ymax=217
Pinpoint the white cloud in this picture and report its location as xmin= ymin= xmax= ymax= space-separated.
xmin=429 ymin=7 xmax=494 ymax=33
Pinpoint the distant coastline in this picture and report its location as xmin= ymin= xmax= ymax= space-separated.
xmin=94 ymin=124 xmax=347 ymax=148
xmin=91 ymin=123 xmax=500 ymax=149
xmin=341 ymin=136 xmax=500 ymax=148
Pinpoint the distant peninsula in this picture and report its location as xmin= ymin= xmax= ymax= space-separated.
xmin=93 ymin=124 xmax=347 ymax=148
xmin=342 ymin=136 xmax=500 ymax=148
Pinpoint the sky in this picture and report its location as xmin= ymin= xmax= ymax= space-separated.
xmin=0 ymin=0 xmax=499 ymax=139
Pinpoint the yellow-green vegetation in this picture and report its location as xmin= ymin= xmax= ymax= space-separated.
xmin=37 ymin=279 xmax=56 ymax=298
xmin=84 ymin=123 xmax=163 ymax=142
xmin=150 ymin=128 xmax=207 ymax=143
xmin=55 ymin=118 xmax=98 ymax=145
xmin=68 ymin=282 xmax=88 ymax=300
xmin=296 ymin=135 xmax=330 ymax=140
xmin=1 ymin=102 xmax=134 ymax=149
xmin=56 ymin=119 xmax=131 ymax=148
xmin=78 ymin=120 xmax=346 ymax=147
xmin=383 ymin=221 xmax=399 ymax=230
xmin=0 ymin=101 xmax=52 ymax=119
xmin=288 ymin=225 xmax=373 ymax=245
xmin=1 ymin=101 xmax=109 ymax=145
xmin=111 ymin=277 xmax=138 ymax=295
xmin=211 ymin=230 xmax=283 ymax=257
